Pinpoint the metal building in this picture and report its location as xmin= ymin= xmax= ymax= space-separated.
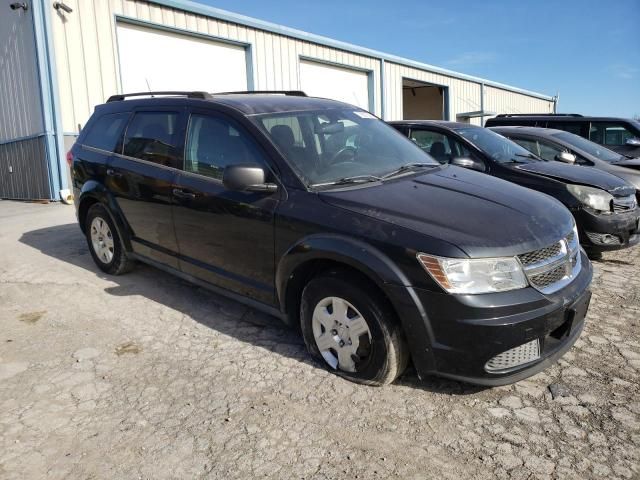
xmin=0 ymin=0 xmax=557 ymax=201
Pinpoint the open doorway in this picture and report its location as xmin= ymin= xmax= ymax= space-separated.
xmin=402 ymin=79 xmax=447 ymax=120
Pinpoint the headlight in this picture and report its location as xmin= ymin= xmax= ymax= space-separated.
xmin=417 ymin=254 xmax=528 ymax=294
xmin=566 ymin=184 xmax=613 ymax=213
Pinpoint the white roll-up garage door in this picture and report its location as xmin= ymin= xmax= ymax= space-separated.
xmin=116 ymin=23 xmax=248 ymax=93
xmin=299 ymin=60 xmax=370 ymax=110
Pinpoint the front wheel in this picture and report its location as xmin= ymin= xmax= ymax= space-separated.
xmin=300 ymin=272 xmax=409 ymax=386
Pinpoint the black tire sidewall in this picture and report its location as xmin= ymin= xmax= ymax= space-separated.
xmin=300 ymin=275 xmax=399 ymax=384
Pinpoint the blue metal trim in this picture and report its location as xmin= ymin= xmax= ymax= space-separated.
xmin=298 ymin=55 xmax=373 ymax=74
xmin=298 ymin=56 xmax=376 ymax=113
xmin=367 ymin=71 xmax=375 ymax=115
xmin=380 ymin=59 xmax=386 ymax=120
xmin=147 ymin=0 xmax=554 ymax=101
xmin=0 ymin=132 xmax=48 ymax=146
xmin=480 ymin=83 xmax=485 ymax=126
xmin=114 ymin=15 xmax=255 ymax=91
xmin=443 ymin=86 xmax=450 ymax=121
xmin=31 ymin=0 xmax=67 ymax=200
xmin=115 ymin=15 xmax=252 ymax=48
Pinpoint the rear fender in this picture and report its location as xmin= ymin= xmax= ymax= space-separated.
xmin=77 ymin=181 xmax=132 ymax=252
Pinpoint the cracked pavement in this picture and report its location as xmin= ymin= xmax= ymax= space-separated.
xmin=0 ymin=200 xmax=638 ymax=479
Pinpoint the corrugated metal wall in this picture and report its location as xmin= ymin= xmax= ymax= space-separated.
xmin=483 ymin=85 xmax=555 ymax=118
xmin=0 ymin=2 xmax=44 ymax=143
xmin=0 ymin=137 xmax=51 ymax=200
xmin=0 ymin=1 xmax=52 ymax=200
xmin=49 ymin=0 xmax=553 ymax=133
xmin=50 ymin=0 xmax=382 ymax=133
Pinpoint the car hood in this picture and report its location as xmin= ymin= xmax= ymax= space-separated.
xmin=319 ymin=165 xmax=574 ymax=258
xmin=612 ymin=157 xmax=640 ymax=171
xmin=514 ymin=161 xmax=634 ymax=195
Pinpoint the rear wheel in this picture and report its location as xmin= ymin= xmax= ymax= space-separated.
xmin=300 ymin=272 xmax=409 ymax=386
xmin=85 ymin=204 xmax=134 ymax=275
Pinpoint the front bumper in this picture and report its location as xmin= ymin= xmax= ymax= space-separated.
xmin=574 ymin=207 xmax=640 ymax=252
xmin=386 ymin=250 xmax=593 ymax=386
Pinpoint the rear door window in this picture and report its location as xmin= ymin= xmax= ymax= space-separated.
xmin=123 ymin=111 xmax=181 ymax=168
xmin=589 ymin=122 xmax=635 ymax=146
xmin=82 ymin=112 xmax=130 ymax=152
xmin=546 ymin=121 xmax=588 ymax=137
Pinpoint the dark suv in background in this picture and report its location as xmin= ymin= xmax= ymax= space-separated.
xmin=70 ymin=91 xmax=592 ymax=387
xmin=390 ymin=121 xmax=640 ymax=256
xmin=485 ymin=114 xmax=640 ymax=158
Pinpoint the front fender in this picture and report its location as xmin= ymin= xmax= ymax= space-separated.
xmin=276 ymin=233 xmax=411 ymax=304
xmin=276 ymin=233 xmax=438 ymax=373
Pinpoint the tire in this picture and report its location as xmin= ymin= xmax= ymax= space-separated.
xmin=300 ymin=271 xmax=409 ymax=386
xmin=85 ymin=203 xmax=134 ymax=275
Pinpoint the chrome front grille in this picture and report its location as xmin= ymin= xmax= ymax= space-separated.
xmin=485 ymin=339 xmax=541 ymax=373
xmin=529 ymin=264 xmax=567 ymax=289
xmin=613 ymin=195 xmax=637 ymax=213
xmin=518 ymin=230 xmax=581 ymax=294
xmin=518 ymin=243 xmax=562 ymax=267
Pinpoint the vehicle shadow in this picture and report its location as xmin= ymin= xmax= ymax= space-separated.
xmin=19 ymin=223 xmax=485 ymax=395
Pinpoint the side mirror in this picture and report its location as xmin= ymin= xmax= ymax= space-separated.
xmin=555 ymin=152 xmax=576 ymax=164
xmin=222 ymin=164 xmax=277 ymax=193
xmin=625 ymin=137 xmax=640 ymax=147
xmin=451 ymin=157 xmax=484 ymax=171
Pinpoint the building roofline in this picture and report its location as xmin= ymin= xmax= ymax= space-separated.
xmin=149 ymin=0 xmax=555 ymax=102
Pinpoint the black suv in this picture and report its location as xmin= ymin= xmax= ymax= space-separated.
xmin=390 ymin=121 xmax=640 ymax=256
xmin=71 ymin=91 xmax=592 ymax=386
xmin=485 ymin=114 xmax=640 ymax=158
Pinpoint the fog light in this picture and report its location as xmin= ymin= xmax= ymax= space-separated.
xmin=485 ymin=339 xmax=540 ymax=373
xmin=585 ymin=231 xmax=622 ymax=245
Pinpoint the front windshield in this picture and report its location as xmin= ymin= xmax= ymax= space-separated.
xmin=552 ymin=131 xmax=621 ymax=163
xmin=253 ymin=108 xmax=438 ymax=186
xmin=456 ymin=127 xmax=539 ymax=163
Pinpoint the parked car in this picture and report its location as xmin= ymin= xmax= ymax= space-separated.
xmin=485 ymin=114 xmax=640 ymax=158
xmin=71 ymin=91 xmax=593 ymax=387
xmin=390 ymin=121 xmax=640 ymax=256
xmin=489 ymin=126 xmax=640 ymax=198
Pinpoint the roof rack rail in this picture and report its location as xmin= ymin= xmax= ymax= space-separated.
xmin=214 ymin=90 xmax=308 ymax=97
xmin=495 ymin=113 xmax=582 ymax=118
xmin=106 ymin=91 xmax=213 ymax=102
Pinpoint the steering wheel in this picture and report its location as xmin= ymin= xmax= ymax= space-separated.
xmin=328 ymin=146 xmax=357 ymax=165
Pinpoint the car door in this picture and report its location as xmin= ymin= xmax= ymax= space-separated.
xmin=172 ymin=109 xmax=280 ymax=305
xmin=108 ymin=106 xmax=187 ymax=269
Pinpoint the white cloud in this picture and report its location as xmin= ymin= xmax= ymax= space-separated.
xmin=445 ymin=51 xmax=497 ymax=67
xmin=608 ymin=64 xmax=638 ymax=80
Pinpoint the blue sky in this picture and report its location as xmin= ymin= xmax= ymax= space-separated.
xmin=197 ymin=0 xmax=640 ymax=118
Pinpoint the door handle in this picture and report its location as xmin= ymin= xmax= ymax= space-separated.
xmin=106 ymin=168 xmax=122 ymax=178
xmin=173 ymin=188 xmax=196 ymax=199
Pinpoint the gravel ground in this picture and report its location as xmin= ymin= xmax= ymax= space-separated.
xmin=0 ymin=200 xmax=639 ymax=480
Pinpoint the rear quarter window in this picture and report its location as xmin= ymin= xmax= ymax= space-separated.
xmin=82 ymin=112 xmax=130 ymax=152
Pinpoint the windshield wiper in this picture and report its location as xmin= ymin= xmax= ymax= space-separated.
xmin=515 ymin=153 xmax=539 ymax=160
xmin=506 ymin=153 xmax=537 ymax=163
xmin=382 ymin=162 xmax=437 ymax=180
xmin=311 ymin=175 xmax=382 ymax=188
